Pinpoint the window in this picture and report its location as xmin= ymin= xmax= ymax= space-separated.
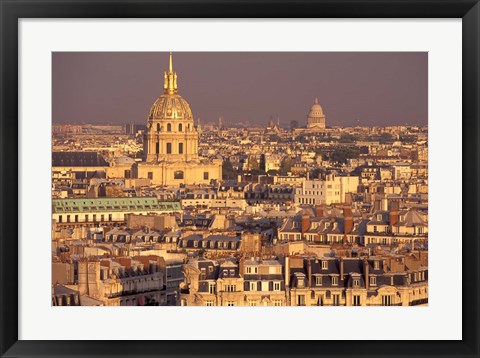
xmin=353 ymin=279 xmax=360 ymax=287
xmin=93 ymin=214 xmax=96 ymax=222
xmin=203 ymin=172 xmax=209 ymax=180
xmin=322 ymin=261 xmax=328 ymax=270
xmin=382 ymin=295 xmax=393 ymax=306
xmin=208 ymin=266 xmax=213 ymax=273
xmin=208 ymin=283 xmax=216 ymax=294
xmin=58 ymin=215 xmax=62 ymax=223
xmin=369 ymin=276 xmax=377 ymax=286
xmin=374 ymin=261 xmax=380 ymax=270
xmin=178 ymin=123 xmax=183 ymax=132
xmin=157 ymin=123 xmax=161 ymax=132
xmin=85 ymin=215 xmax=88 ymax=222
xmin=167 ymin=123 xmax=172 ymax=132
xmin=274 ymin=282 xmax=281 ymax=291
xmin=331 ymin=276 xmax=338 ymax=285
xmin=353 ymin=295 xmax=361 ymax=306
xmin=248 ymin=301 xmax=259 ymax=306
xmin=166 ymin=143 xmax=172 ymax=154
xmin=250 ymin=282 xmax=257 ymax=291
xmin=225 ymin=285 xmax=236 ymax=292
xmin=174 ymin=171 xmax=184 ymax=179
xmin=333 ymin=294 xmax=340 ymax=306
xmin=297 ymin=295 xmax=305 ymax=306
xmin=226 ymin=301 xmax=235 ymax=306
xmin=148 ymin=172 xmax=153 ymax=180
xmin=178 ymin=142 xmax=183 ymax=154
xmin=315 ymin=276 xmax=322 ymax=286
xmin=205 ymin=300 xmax=214 ymax=306
xmin=108 ymin=214 xmax=112 ymax=221
xmin=155 ymin=142 xmax=159 ymax=154
xmin=66 ymin=215 xmax=70 ymax=223
xmin=273 ymin=300 xmax=283 ymax=306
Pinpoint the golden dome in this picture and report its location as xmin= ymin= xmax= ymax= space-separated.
xmin=308 ymin=98 xmax=324 ymax=118
xmin=147 ymin=53 xmax=194 ymax=122
xmin=148 ymin=94 xmax=193 ymax=121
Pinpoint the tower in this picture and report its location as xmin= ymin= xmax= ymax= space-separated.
xmin=144 ymin=53 xmax=199 ymax=163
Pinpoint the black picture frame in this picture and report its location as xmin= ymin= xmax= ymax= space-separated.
xmin=1 ymin=1 xmax=478 ymax=357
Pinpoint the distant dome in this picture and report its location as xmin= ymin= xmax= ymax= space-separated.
xmin=148 ymin=94 xmax=193 ymax=122
xmin=307 ymin=98 xmax=326 ymax=129
xmin=308 ymin=98 xmax=324 ymax=117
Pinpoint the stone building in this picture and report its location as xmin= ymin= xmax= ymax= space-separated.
xmin=306 ymin=98 xmax=326 ymax=130
xmin=136 ymin=53 xmax=222 ymax=186
xmin=76 ymin=256 xmax=167 ymax=306
xmin=180 ymin=253 xmax=428 ymax=307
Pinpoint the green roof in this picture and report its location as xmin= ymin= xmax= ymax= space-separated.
xmin=52 ymin=198 xmax=181 ymax=213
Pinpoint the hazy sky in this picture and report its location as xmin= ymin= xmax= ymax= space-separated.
xmin=52 ymin=52 xmax=427 ymax=127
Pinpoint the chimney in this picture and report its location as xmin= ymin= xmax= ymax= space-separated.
xmin=301 ymin=215 xmax=310 ymax=238
xmin=343 ymin=207 xmax=353 ymax=235
xmin=389 ymin=200 xmax=399 ymax=232
xmin=315 ymin=205 xmax=324 ymax=218
xmin=340 ymin=257 xmax=344 ymax=281
xmin=285 ymin=256 xmax=290 ymax=287
xmin=363 ymin=259 xmax=370 ymax=290
xmin=307 ymin=258 xmax=312 ymax=287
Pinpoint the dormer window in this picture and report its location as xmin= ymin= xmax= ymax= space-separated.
xmin=374 ymin=261 xmax=380 ymax=270
xmin=322 ymin=261 xmax=328 ymax=270
xmin=315 ymin=276 xmax=322 ymax=286
xmin=353 ymin=278 xmax=360 ymax=287
xmin=369 ymin=276 xmax=377 ymax=286
xmin=331 ymin=276 xmax=338 ymax=285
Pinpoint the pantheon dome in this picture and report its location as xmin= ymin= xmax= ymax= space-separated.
xmin=307 ymin=98 xmax=326 ymax=129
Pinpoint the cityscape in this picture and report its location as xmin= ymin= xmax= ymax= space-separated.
xmin=52 ymin=52 xmax=428 ymax=307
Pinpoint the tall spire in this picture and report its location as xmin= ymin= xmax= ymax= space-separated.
xmin=164 ymin=52 xmax=178 ymax=94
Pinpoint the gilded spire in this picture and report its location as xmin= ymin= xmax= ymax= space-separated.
xmin=164 ymin=52 xmax=178 ymax=94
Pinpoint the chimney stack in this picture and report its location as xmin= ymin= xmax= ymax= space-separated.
xmin=307 ymin=258 xmax=312 ymax=287
xmin=315 ymin=205 xmax=324 ymax=218
xmin=389 ymin=200 xmax=400 ymax=232
xmin=363 ymin=259 xmax=370 ymax=290
xmin=285 ymin=256 xmax=290 ymax=287
xmin=340 ymin=257 xmax=344 ymax=281
xmin=301 ymin=215 xmax=311 ymax=238
xmin=343 ymin=207 xmax=353 ymax=235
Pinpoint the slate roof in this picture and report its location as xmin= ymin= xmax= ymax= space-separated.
xmin=52 ymin=152 xmax=108 ymax=167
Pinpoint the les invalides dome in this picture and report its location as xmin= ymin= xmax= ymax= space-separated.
xmin=144 ymin=53 xmax=198 ymax=163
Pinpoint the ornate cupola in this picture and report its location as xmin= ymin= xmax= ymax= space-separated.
xmin=144 ymin=53 xmax=199 ymax=163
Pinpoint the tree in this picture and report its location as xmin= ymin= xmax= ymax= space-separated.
xmin=279 ymin=156 xmax=293 ymax=175
xmin=222 ymin=159 xmax=238 ymax=180
xmin=329 ymin=147 xmax=360 ymax=164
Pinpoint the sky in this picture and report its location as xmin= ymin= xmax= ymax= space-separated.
xmin=52 ymin=52 xmax=427 ymax=127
